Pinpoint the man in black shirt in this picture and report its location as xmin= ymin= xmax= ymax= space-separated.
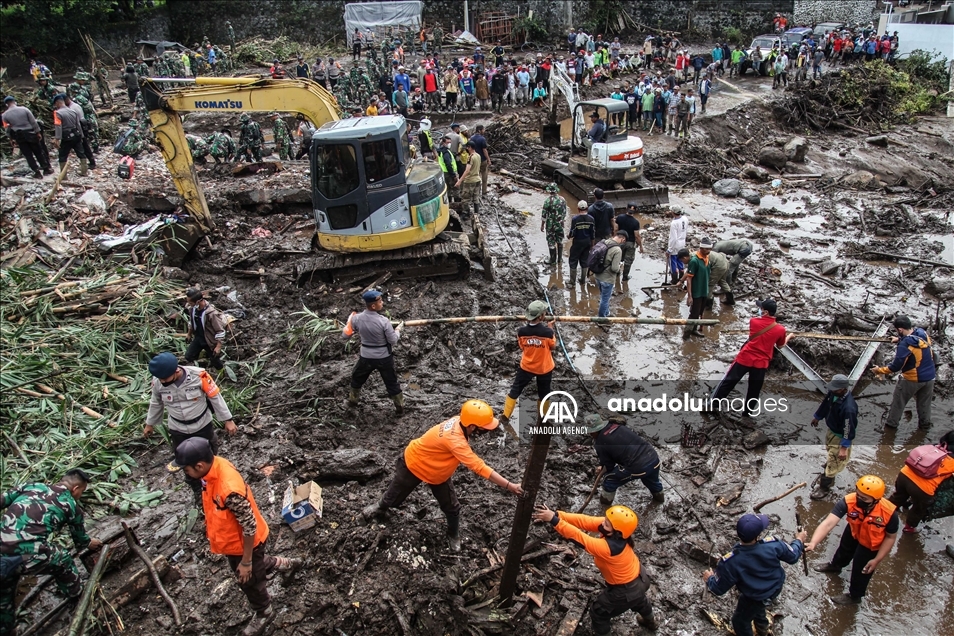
xmin=588 ymin=188 xmax=616 ymax=240
xmin=586 ymin=414 xmax=664 ymax=507
xmin=614 ymin=204 xmax=643 ymax=281
xmin=623 ymin=85 xmax=639 ymax=130
xmin=492 ymin=42 xmax=505 ymax=68
xmin=469 ymin=125 xmax=490 ymax=196
xmin=567 ymin=200 xmax=595 ymax=285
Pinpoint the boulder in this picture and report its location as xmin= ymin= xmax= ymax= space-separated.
xmin=712 ymin=178 xmax=742 ymax=197
xmin=819 ymin=260 xmax=843 ymax=276
xmin=841 ymin=170 xmax=881 ymax=190
xmin=758 ymin=147 xmax=788 ymax=171
xmin=740 ymin=163 xmax=772 ymax=182
xmin=743 ymin=430 xmax=770 ymax=450
xmin=77 ymin=189 xmax=107 ymax=215
xmin=866 ymin=135 xmax=889 ymax=147
xmin=783 ymin=136 xmax=809 ymax=162
xmin=739 ymin=188 xmax=761 ymax=205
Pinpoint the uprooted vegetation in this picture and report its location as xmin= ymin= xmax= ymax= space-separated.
xmin=773 ymin=51 xmax=952 ymax=132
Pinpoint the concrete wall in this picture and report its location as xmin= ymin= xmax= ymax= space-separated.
xmin=792 ymin=0 xmax=879 ymax=27
xmin=623 ymin=0 xmax=791 ymax=39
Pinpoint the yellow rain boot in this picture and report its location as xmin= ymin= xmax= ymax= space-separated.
xmin=500 ymin=395 xmax=517 ymax=426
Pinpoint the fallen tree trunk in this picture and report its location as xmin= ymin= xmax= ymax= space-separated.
xmin=863 ymin=250 xmax=953 ymax=269
xmin=109 ymin=555 xmax=178 ymax=608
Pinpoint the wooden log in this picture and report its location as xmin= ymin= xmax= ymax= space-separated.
xmin=122 ymin=523 xmax=181 ymax=625
xmin=554 ymin=593 xmax=586 ymax=636
xmin=461 ymin=545 xmax=564 ymax=590
xmin=19 ymin=598 xmax=72 ymax=636
xmin=109 ymin=556 xmax=177 ymax=608
xmin=863 ymin=250 xmax=953 ymax=269
xmin=575 ymin=467 xmax=606 ymax=513
xmin=721 ymin=331 xmax=892 ymax=342
xmin=753 ymin=482 xmax=807 ymax=513
xmin=299 ymin=449 xmax=385 ymax=482
xmin=400 ymin=315 xmax=719 ymax=327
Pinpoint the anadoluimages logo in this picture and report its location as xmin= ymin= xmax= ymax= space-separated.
xmin=540 ymin=391 xmax=578 ymax=424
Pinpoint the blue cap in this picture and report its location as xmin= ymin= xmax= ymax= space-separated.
xmin=148 ymin=352 xmax=179 ymax=379
xmin=53 ymin=93 xmax=67 ymax=102
xmin=736 ymin=513 xmax=770 ymax=541
xmin=362 ymin=290 xmax=383 ymax=304
xmin=3 ymin=96 xmax=15 ymax=104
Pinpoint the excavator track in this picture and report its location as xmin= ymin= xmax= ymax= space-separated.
xmin=294 ymin=236 xmax=475 ymax=285
xmin=542 ymin=160 xmax=670 ymax=209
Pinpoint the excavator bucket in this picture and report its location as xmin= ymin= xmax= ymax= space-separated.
xmin=542 ymin=160 xmax=670 ymax=209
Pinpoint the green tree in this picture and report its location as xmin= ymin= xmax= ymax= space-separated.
xmin=3 ymin=0 xmax=125 ymax=58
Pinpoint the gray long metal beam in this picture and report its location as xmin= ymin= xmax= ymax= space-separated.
xmin=847 ymin=318 xmax=890 ymax=390
xmin=776 ymin=345 xmax=829 ymax=394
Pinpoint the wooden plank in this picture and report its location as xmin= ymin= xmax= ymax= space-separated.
xmin=554 ymin=593 xmax=586 ymax=636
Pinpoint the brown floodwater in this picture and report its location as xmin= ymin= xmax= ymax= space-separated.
xmin=498 ymin=186 xmax=954 ymax=636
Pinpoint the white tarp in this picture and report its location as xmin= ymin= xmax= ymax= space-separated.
xmin=344 ymin=1 xmax=423 ymax=47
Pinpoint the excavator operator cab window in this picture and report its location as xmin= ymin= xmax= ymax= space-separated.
xmin=362 ymin=138 xmax=401 ymax=183
xmin=314 ymin=143 xmax=360 ymax=200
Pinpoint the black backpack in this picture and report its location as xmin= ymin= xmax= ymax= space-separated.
xmin=587 ymin=240 xmax=618 ymax=274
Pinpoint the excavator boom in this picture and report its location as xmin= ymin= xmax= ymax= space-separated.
xmin=140 ymin=77 xmax=340 ymax=231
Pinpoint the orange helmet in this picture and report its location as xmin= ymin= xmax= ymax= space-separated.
xmin=856 ymin=475 xmax=885 ymax=499
xmin=605 ymin=505 xmax=638 ymax=539
xmin=460 ymin=399 xmax=498 ymax=429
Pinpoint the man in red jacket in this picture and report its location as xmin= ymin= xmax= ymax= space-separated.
xmin=709 ymin=298 xmax=792 ymax=418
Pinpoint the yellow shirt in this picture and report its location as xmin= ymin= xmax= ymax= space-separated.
xmin=366 ymin=104 xmax=378 ymax=117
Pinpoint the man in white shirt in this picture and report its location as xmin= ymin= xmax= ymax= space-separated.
xmin=666 ymin=206 xmax=689 ymax=285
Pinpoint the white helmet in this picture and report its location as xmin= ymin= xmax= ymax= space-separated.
xmin=419 ymin=118 xmax=432 ymax=132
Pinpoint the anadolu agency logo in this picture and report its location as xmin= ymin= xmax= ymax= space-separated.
xmin=517 ymin=391 xmax=588 ymax=436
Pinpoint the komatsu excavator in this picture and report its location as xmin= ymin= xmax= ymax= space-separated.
xmin=141 ymin=77 xmax=480 ymax=281
xmin=540 ymin=66 xmax=669 ymax=208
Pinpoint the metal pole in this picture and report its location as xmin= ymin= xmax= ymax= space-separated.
xmin=463 ymin=0 xmax=470 ymax=34
xmin=498 ymin=431 xmax=551 ymax=606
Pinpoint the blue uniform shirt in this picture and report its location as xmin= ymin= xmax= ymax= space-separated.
xmin=813 ymin=391 xmax=858 ymax=448
xmin=707 ymin=537 xmax=804 ymax=601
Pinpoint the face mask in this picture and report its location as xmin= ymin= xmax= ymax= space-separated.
xmin=598 ymin=524 xmax=612 ymax=538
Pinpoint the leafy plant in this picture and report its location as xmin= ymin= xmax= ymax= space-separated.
xmin=282 ymin=306 xmax=338 ymax=369
xmin=512 ymin=15 xmax=549 ymax=43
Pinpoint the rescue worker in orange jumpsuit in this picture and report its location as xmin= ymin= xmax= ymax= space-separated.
xmin=360 ymin=400 xmax=524 ymax=551
xmin=805 ymin=475 xmax=899 ymax=605
xmin=500 ymin=300 xmax=556 ymax=427
xmin=532 ymin=504 xmax=656 ymax=635
xmin=175 ymin=438 xmax=302 ymax=636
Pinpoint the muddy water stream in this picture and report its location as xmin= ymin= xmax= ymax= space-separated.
xmin=497 ymin=185 xmax=953 ymax=636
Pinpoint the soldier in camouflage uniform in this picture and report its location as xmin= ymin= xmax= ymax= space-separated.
xmin=93 ymin=66 xmax=112 ymax=106
xmin=186 ymin=133 xmax=210 ymax=163
xmin=134 ymin=91 xmax=151 ymax=131
xmin=72 ymin=72 xmax=93 ymax=102
xmin=268 ymin=111 xmax=291 ymax=160
xmin=34 ymin=75 xmax=58 ymax=107
xmin=333 ymin=76 xmax=352 ymax=109
xmin=134 ymin=57 xmax=149 ymax=77
xmin=118 ymin=120 xmax=149 ymax=156
xmin=237 ymin=114 xmax=263 ymax=162
xmin=226 ymin=20 xmax=236 ymax=50
xmin=205 ymin=128 xmax=236 ymax=163
xmin=1 ymin=470 xmax=102 ymax=635
xmin=433 ymin=24 xmax=444 ymax=54
xmin=68 ymin=83 xmax=100 ymax=152
xmin=540 ymin=183 xmax=568 ymax=265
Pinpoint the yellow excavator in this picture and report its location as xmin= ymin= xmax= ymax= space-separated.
xmin=141 ymin=77 xmax=479 ymax=281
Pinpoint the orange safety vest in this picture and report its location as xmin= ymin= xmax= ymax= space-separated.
xmin=844 ymin=493 xmax=897 ymax=550
xmin=203 ymin=456 xmax=269 ymax=555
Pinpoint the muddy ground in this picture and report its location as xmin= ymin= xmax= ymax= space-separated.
xmin=2 ymin=55 xmax=954 ymax=636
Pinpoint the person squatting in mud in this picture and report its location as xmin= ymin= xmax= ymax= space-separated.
xmin=533 ymin=503 xmax=657 ymax=636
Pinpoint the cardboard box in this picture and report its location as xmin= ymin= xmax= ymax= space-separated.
xmin=281 ymin=481 xmax=323 ymax=533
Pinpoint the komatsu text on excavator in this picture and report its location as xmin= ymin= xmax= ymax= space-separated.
xmin=141 ymin=77 xmax=481 ymax=281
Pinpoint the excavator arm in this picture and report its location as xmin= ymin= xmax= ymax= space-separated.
xmin=140 ymin=77 xmax=341 ymax=232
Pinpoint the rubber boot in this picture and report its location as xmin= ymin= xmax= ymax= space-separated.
xmin=556 ymin=243 xmax=564 ymax=271
xmin=547 ymin=248 xmax=556 ymax=264
xmin=392 ymin=393 xmax=405 ymax=416
xmin=670 ymin=270 xmax=680 ymax=286
xmin=347 ymin=387 xmax=360 ymax=408
xmin=500 ymin=395 xmax=517 ymax=427
xmin=598 ymin=488 xmax=616 ymax=508
xmin=569 ymin=267 xmax=577 ymax=285
xmin=724 ymin=291 xmax=735 ymax=305
xmin=360 ymin=500 xmax=387 ymax=524
xmin=705 ymin=298 xmax=715 ymax=311
xmin=637 ymin=612 xmax=658 ymax=631
xmin=78 ymin=159 xmax=88 ymax=176
xmin=446 ymin=513 xmax=461 ymax=552
xmin=621 ymin=261 xmax=633 ymax=281
xmin=58 ymin=162 xmax=67 ymax=175
xmin=579 ymin=267 xmax=588 ymax=284
xmin=651 ymin=490 xmax=665 ymax=503
xmin=811 ymin=476 xmax=834 ymax=500
xmin=32 ymin=170 xmax=43 ymax=179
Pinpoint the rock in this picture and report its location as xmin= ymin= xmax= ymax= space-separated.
xmin=712 ymin=178 xmax=742 ymax=197
xmin=300 ymin=449 xmax=386 ymax=482
xmin=161 ymin=266 xmax=190 ymax=281
xmin=866 ymin=135 xmax=889 ymax=147
xmin=77 ymin=189 xmax=107 ymax=214
xmin=778 ymin=239 xmax=792 ymax=248
xmin=740 ymin=163 xmax=771 ymax=182
xmin=758 ymin=147 xmax=788 ymax=171
xmin=819 ymin=260 xmax=843 ymax=276
xmin=739 ymin=188 xmax=761 ymax=205
xmin=743 ymin=430 xmax=770 ymax=450
xmin=924 ymin=278 xmax=954 ymax=300
xmin=783 ymin=136 xmax=809 ymax=162
xmin=841 ymin=170 xmax=881 ymax=190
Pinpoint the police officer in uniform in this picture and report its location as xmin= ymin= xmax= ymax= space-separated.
xmin=342 ymin=290 xmax=405 ymax=414
xmin=704 ymin=513 xmax=806 ymax=636
xmin=2 ymin=96 xmax=52 ymax=178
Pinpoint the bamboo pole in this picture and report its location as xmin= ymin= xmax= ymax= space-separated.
xmin=399 ymin=315 xmax=720 ymax=327
xmin=753 ymin=482 xmax=807 ymax=513
xmin=67 ymin=544 xmax=111 ymax=636
xmin=722 ymin=331 xmax=893 ymax=342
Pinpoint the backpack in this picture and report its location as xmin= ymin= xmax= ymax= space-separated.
xmin=113 ymin=128 xmax=134 ymax=154
xmin=905 ymin=444 xmax=949 ymax=478
xmin=587 ymin=240 xmax=618 ymax=274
